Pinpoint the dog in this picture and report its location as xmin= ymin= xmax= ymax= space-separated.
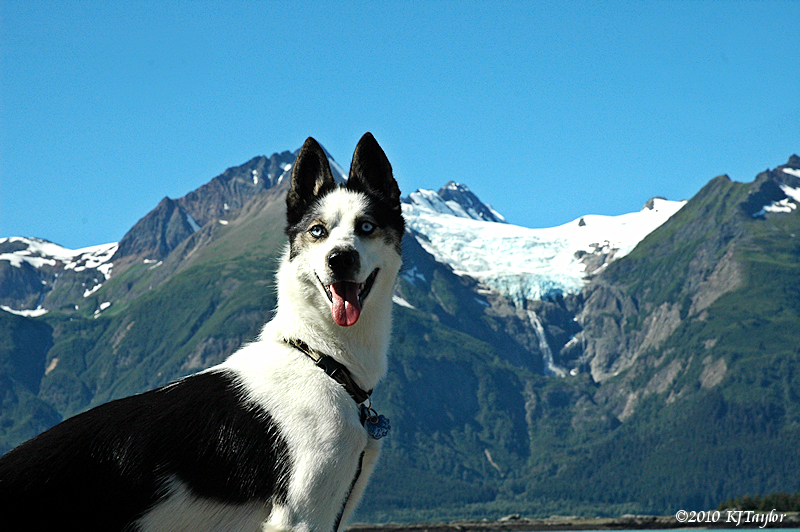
xmin=0 ymin=132 xmax=405 ymax=532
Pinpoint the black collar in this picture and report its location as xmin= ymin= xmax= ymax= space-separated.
xmin=285 ymin=338 xmax=372 ymax=404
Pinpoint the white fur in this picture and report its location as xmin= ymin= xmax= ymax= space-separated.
xmin=138 ymin=187 xmax=402 ymax=532
xmin=138 ymin=478 xmax=269 ymax=532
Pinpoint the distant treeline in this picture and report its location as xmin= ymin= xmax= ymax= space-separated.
xmin=718 ymin=492 xmax=800 ymax=512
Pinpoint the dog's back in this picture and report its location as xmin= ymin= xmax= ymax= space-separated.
xmin=0 ymin=371 xmax=289 ymax=530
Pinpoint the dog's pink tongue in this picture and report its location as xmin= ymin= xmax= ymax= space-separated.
xmin=330 ymin=282 xmax=361 ymax=327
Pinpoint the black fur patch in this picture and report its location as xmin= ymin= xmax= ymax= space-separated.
xmin=286 ymin=137 xmax=336 ymax=230
xmin=0 ymin=371 xmax=290 ymax=530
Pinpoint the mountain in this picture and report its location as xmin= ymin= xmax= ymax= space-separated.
xmin=581 ymin=158 xmax=800 ymax=384
xmin=111 ymin=147 xmax=347 ymax=268
xmin=518 ymin=156 xmax=800 ymax=513
xmin=0 ymin=238 xmax=118 ymax=315
xmin=402 ymin=185 xmax=684 ymax=378
xmin=0 ymin=148 xmax=346 ymax=316
xmin=1 ymin=146 xmax=800 ymax=522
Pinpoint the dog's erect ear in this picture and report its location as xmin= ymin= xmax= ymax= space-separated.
xmin=287 ymin=137 xmax=337 ymax=227
xmin=347 ymin=133 xmax=401 ymax=207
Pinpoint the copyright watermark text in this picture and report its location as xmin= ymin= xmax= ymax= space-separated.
xmin=675 ymin=509 xmax=787 ymax=528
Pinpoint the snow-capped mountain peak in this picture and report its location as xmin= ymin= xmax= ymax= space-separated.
xmin=0 ymin=237 xmax=117 ymax=275
xmin=437 ymin=181 xmax=507 ymax=223
xmin=0 ymin=237 xmax=118 ymax=316
xmin=403 ymin=181 xmax=506 ymax=223
xmin=403 ymin=187 xmax=686 ymax=304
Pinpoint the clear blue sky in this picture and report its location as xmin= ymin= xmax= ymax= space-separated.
xmin=1 ymin=1 xmax=798 ymax=249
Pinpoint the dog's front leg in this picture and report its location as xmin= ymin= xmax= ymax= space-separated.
xmin=263 ymin=429 xmax=366 ymax=532
xmin=336 ymin=437 xmax=381 ymax=530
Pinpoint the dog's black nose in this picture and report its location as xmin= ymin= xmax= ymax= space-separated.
xmin=327 ymin=248 xmax=360 ymax=276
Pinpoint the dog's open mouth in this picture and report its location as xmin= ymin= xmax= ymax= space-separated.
xmin=321 ymin=269 xmax=379 ymax=327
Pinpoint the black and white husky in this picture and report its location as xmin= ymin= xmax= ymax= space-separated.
xmin=0 ymin=133 xmax=405 ymax=532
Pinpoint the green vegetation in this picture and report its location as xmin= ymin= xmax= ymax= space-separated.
xmin=719 ymin=491 xmax=800 ymax=512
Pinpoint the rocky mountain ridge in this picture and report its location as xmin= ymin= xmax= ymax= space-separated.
xmin=580 ymin=157 xmax=800 ymax=388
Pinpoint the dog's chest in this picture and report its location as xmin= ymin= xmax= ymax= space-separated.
xmin=221 ymin=341 xmax=371 ymax=474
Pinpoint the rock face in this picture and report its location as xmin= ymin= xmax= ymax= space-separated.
xmin=114 ymin=197 xmax=198 ymax=261
xmin=580 ymin=176 xmax=724 ymax=381
xmin=0 ymin=251 xmax=46 ymax=310
xmin=112 ymin=152 xmax=297 ymax=264
xmin=176 ymin=152 xmax=295 ymax=227
xmin=570 ymin=155 xmax=800 ymax=414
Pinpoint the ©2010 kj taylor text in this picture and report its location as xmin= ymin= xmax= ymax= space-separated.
xmin=675 ymin=509 xmax=787 ymax=528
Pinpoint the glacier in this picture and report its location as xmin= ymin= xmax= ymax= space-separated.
xmin=402 ymin=186 xmax=686 ymax=304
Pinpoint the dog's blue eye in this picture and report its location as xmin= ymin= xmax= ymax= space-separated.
xmin=309 ymin=225 xmax=327 ymax=239
xmin=359 ymin=221 xmax=375 ymax=234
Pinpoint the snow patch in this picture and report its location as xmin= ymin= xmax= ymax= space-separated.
xmin=781 ymin=185 xmax=800 ymax=203
xmin=392 ymin=294 xmax=415 ymax=309
xmin=474 ymin=297 xmax=490 ymax=307
xmin=756 ymin=198 xmax=796 ymax=216
xmin=782 ymin=168 xmax=800 ymax=178
xmin=1 ymin=305 xmax=48 ymax=317
xmin=84 ymin=283 xmax=103 ymax=298
xmin=487 ymin=205 xmax=506 ymax=223
xmin=277 ymin=163 xmax=293 ymax=185
xmin=753 ymin=185 xmax=800 ymax=217
xmin=184 ymin=210 xmax=201 ymax=233
xmin=0 ymin=252 xmax=55 ymax=268
xmin=1 ymin=238 xmax=117 ymax=279
xmin=401 ymin=265 xmax=427 ymax=285
xmin=45 ymin=357 xmax=59 ymax=375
